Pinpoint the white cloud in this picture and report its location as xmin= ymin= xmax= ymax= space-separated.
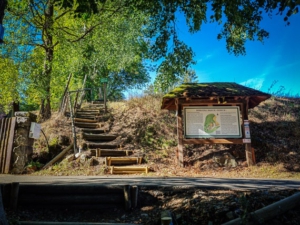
xmin=197 ymin=53 xmax=214 ymax=63
xmin=240 ymin=75 xmax=266 ymax=90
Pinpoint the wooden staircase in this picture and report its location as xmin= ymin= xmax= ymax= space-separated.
xmin=73 ymin=101 xmax=148 ymax=174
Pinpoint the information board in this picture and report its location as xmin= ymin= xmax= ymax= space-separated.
xmin=184 ymin=106 xmax=242 ymax=138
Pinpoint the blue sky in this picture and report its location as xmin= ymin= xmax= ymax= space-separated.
xmin=174 ymin=11 xmax=300 ymax=96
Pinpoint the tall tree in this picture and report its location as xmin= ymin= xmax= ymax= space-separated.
xmin=1 ymin=0 xmax=298 ymax=112
xmin=3 ymin=0 xmax=145 ymax=120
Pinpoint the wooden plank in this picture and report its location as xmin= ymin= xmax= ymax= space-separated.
xmin=123 ymin=185 xmax=131 ymax=211
xmin=111 ymin=171 xmax=147 ymax=174
xmin=110 ymin=166 xmax=148 ymax=174
xmin=0 ymin=119 xmax=4 ymax=173
xmin=96 ymin=149 xmax=133 ymax=157
xmin=74 ymin=122 xmax=99 ymax=128
xmin=81 ymin=128 xmax=105 ymax=134
xmin=42 ymin=144 xmax=73 ymax=169
xmin=111 ymin=166 xmax=147 ymax=171
xmin=0 ymin=188 xmax=8 ymax=225
xmin=0 ymin=118 xmax=9 ymax=173
xmin=83 ymin=133 xmax=116 ymax=141
xmin=178 ymin=98 xmax=244 ymax=105
xmin=243 ymin=98 xmax=254 ymax=166
xmin=1 ymin=118 xmax=10 ymax=173
xmin=105 ymin=157 xmax=142 ymax=166
xmin=177 ymin=102 xmax=184 ymax=167
xmin=86 ymin=141 xmax=118 ymax=149
xmin=74 ymin=118 xmax=97 ymax=123
xmin=183 ymin=138 xmax=244 ymax=144
xmin=161 ymin=210 xmax=172 ymax=225
xmin=10 ymin=182 xmax=19 ymax=211
xmin=131 ymin=186 xmax=138 ymax=209
xmin=4 ymin=117 xmax=16 ymax=173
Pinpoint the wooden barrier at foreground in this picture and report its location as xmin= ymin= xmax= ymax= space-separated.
xmin=0 ymin=117 xmax=16 ymax=174
xmin=1 ymin=183 xmax=139 ymax=212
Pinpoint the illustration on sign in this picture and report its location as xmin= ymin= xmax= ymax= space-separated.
xmin=184 ymin=106 xmax=242 ymax=138
xmin=204 ymin=114 xmax=220 ymax=133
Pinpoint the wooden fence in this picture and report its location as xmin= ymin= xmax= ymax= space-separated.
xmin=0 ymin=117 xmax=16 ymax=173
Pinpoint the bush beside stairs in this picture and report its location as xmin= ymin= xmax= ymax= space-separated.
xmin=74 ymin=100 xmax=148 ymax=175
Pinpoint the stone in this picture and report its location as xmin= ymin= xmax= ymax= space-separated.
xmin=80 ymin=154 xmax=87 ymax=164
xmin=11 ymin=146 xmax=27 ymax=174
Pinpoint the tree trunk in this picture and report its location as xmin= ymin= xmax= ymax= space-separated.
xmin=38 ymin=1 xmax=54 ymax=121
xmin=0 ymin=0 xmax=7 ymax=24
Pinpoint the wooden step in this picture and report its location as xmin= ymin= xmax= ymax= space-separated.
xmin=105 ymin=157 xmax=143 ymax=166
xmin=94 ymin=149 xmax=133 ymax=157
xmin=110 ymin=166 xmax=148 ymax=174
xmin=85 ymin=141 xmax=119 ymax=149
xmin=75 ymin=122 xmax=99 ymax=128
xmin=82 ymin=133 xmax=117 ymax=141
xmin=76 ymin=110 xmax=100 ymax=114
xmin=81 ymin=128 xmax=106 ymax=134
xmin=92 ymin=100 xmax=104 ymax=104
xmin=74 ymin=118 xmax=97 ymax=123
xmin=75 ymin=114 xmax=96 ymax=120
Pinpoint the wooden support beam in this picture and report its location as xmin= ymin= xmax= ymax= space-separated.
xmin=42 ymin=144 xmax=73 ymax=169
xmin=183 ymin=139 xmax=244 ymax=144
xmin=176 ymin=100 xmax=184 ymax=167
xmin=105 ymin=157 xmax=143 ymax=166
xmin=0 ymin=188 xmax=8 ymax=225
xmin=123 ymin=185 xmax=131 ymax=211
xmin=9 ymin=182 xmax=19 ymax=211
xmin=161 ymin=210 xmax=173 ymax=225
xmin=110 ymin=166 xmax=148 ymax=174
xmin=243 ymin=98 xmax=255 ymax=166
xmin=130 ymin=186 xmax=138 ymax=209
xmin=4 ymin=117 xmax=16 ymax=173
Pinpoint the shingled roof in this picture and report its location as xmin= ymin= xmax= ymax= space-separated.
xmin=161 ymin=82 xmax=271 ymax=110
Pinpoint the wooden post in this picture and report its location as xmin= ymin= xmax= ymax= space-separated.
xmin=42 ymin=144 xmax=73 ymax=169
xmin=176 ymin=100 xmax=184 ymax=167
xmin=131 ymin=186 xmax=138 ymax=208
xmin=68 ymin=92 xmax=78 ymax=154
xmin=10 ymin=182 xmax=19 ymax=211
xmin=123 ymin=185 xmax=131 ymax=211
xmin=78 ymin=74 xmax=88 ymax=108
xmin=73 ymin=90 xmax=79 ymax=114
xmin=4 ymin=117 xmax=16 ymax=173
xmin=243 ymin=98 xmax=254 ymax=166
xmin=103 ymin=82 xmax=107 ymax=113
xmin=59 ymin=73 xmax=72 ymax=113
xmin=0 ymin=188 xmax=8 ymax=225
xmin=161 ymin=210 xmax=172 ymax=225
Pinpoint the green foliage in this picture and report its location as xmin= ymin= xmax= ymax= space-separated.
xmin=0 ymin=58 xmax=20 ymax=113
xmin=1 ymin=0 xmax=299 ymax=114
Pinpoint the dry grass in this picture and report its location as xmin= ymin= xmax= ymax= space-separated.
xmin=30 ymin=95 xmax=300 ymax=179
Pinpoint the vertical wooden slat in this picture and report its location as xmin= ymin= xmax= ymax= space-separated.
xmin=0 ymin=119 xmax=4 ymax=173
xmin=123 ymin=185 xmax=131 ymax=211
xmin=244 ymin=98 xmax=254 ymax=166
xmin=2 ymin=119 xmax=10 ymax=173
xmin=176 ymin=98 xmax=184 ymax=167
xmin=10 ymin=182 xmax=19 ymax=211
xmin=0 ymin=118 xmax=9 ymax=173
xmin=4 ymin=117 xmax=16 ymax=173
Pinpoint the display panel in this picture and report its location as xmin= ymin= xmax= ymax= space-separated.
xmin=184 ymin=106 xmax=242 ymax=138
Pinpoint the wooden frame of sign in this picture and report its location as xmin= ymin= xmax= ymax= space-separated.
xmin=175 ymin=97 xmax=254 ymax=167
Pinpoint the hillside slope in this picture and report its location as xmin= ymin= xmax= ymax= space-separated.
xmin=31 ymin=95 xmax=300 ymax=178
